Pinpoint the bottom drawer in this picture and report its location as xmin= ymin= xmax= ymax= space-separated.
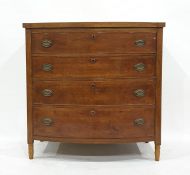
xmin=33 ymin=106 xmax=155 ymax=139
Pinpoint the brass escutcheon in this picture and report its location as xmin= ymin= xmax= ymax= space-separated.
xmin=42 ymin=89 xmax=53 ymax=97
xmin=134 ymin=118 xmax=144 ymax=126
xmin=90 ymin=110 xmax=96 ymax=116
xmin=134 ymin=63 xmax=145 ymax=72
xmin=135 ymin=40 xmax=145 ymax=47
xmin=134 ymin=89 xmax=145 ymax=97
xmin=41 ymin=39 xmax=53 ymax=48
xmin=42 ymin=117 xmax=53 ymax=126
xmin=90 ymin=58 xmax=96 ymax=64
xmin=42 ymin=64 xmax=53 ymax=71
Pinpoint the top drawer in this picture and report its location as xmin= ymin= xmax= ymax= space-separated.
xmin=31 ymin=30 xmax=157 ymax=54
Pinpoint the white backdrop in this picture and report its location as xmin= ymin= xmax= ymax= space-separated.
xmin=0 ymin=0 xmax=190 ymax=174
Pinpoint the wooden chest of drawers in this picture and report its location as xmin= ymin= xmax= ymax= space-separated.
xmin=23 ymin=22 xmax=165 ymax=161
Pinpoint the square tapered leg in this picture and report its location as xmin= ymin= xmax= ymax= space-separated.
xmin=155 ymin=143 xmax=160 ymax=161
xmin=28 ymin=143 xmax=33 ymax=159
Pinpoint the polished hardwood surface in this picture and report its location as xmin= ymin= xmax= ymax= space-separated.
xmin=32 ymin=55 xmax=156 ymax=79
xmin=23 ymin=22 xmax=165 ymax=28
xmin=33 ymin=79 xmax=155 ymax=105
xmin=31 ymin=30 xmax=156 ymax=54
xmin=33 ymin=106 xmax=154 ymax=139
xmin=23 ymin=22 xmax=165 ymax=161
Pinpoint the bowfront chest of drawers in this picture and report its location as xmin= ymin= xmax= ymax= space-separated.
xmin=23 ymin=22 xmax=165 ymax=160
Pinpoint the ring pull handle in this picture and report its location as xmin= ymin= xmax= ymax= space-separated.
xmin=41 ymin=39 xmax=53 ymax=48
xmin=134 ymin=118 xmax=144 ymax=126
xmin=42 ymin=89 xmax=53 ymax=97
xmin=42 ymin=117 xmax=53 ymax=126
xmin=134 ymin=89 xmax=145 ymax=97
xmin=135 ymin=40 xmax=145 ymax=47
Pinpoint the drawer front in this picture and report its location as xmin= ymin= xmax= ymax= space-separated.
xmin=33 ymin=79 xmax=155 ymax=105
xmin=33 ymin=106 xmax=155 ymax=139
xmin=32 ymin=55 xmax=155 ymax=78
xmin=31 ymin=30 xmax=156 ymax=54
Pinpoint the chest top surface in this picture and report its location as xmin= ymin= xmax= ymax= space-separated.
xmin=23 ymin=22 xmax=165 ymax=29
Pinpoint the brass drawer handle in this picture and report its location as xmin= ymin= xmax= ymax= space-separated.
xmin=42 ymin=117 xmax=53 ymax=126
xmin=134 ymin=89 xmax=145 ymax=97
xmin=135 ymin=40 xmax=145 ymax=47
xmin=134 ymin=63 xmax=145 ymax=72
xmin=134 ymin=118 xmax=144 ymax=126
xmin=42 ymin=64 xmax=53 ymax=71
xmin=42 ymin=89 xmax=53 ymax=97
xmin=41 ymin=39 xmax=53 ymax=48
xmin=90 ymin=110 xmax=96 ymax=116
xmin=90 ymin=58 xmax=96 ymax=64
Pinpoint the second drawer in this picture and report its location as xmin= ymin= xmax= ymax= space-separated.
xmin=32 ymin=55 xmax=156 ymax=79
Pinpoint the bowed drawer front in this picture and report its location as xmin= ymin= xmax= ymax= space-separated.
xmin=32 ymin=55 xmax=156 ymax=78
xmin=33 ymin=106 xmax=155 ymax=139
xmin=32 ymin=30 xmax=157 ymax=54
xmin=33 ymin=79 xmax=155 ymax=105
xmin=23 ymin=22 xmax=165 ymax=161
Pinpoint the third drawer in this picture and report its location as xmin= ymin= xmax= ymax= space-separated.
xmin=33 ymin=79 xmax=155 ymax=105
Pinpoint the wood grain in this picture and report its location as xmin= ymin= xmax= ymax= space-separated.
xmin=32 ymin=79 xmax=156 ymax=105
xmin=23 ymin=22 xmax=165 ymax=28
xmin=155 ymin=28 xmax=163 ymax=145
xmin=155 ymin=143 xmax=160 ymax=161
xmin=25 ymin=29 xmax=33 ymax=145
xmin=28 ymin=143 xmax=33 ymax=159
xmin=32 ymin=55 xmax=156 ymax=79
xmin=31 ymin=30 xmax=156 ymax=54
xmin=33 ymin=106 xmax=155 ymax=139
xmin=33 ymin=136 xmax=154 ymax=144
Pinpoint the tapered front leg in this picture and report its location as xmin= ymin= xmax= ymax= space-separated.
xmin=28 ymin=143 xmax=34 ymax=159
xmin=155 ymin=143 xmax=160 ymax=161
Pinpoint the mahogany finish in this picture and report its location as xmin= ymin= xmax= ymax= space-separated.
xmin=23 ymin=22 xmax=165 ymax=161
xmin=31 ymin=30 xmax=156 ymax=54
xmin=23 ymin=22 xmax=165 ymax=28
xmin=32 ymin=55 xmax=156 ymax=79
xmin=33 ymin=106 xmax=154 ymax=139
xmin=33 ymin=79 xmax=155 ymax=105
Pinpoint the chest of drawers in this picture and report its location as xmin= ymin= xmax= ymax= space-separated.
xmin=23 ymin=22 xmax=165 ymax=161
